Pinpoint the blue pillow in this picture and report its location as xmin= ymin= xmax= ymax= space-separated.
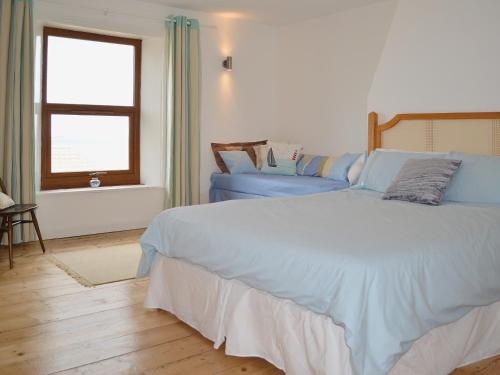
xmin=444 ymin=152 xmax=500 ymax=204
xmin=327 ymin=153 xmax=361 ymax=181
xmin=261 ymin=159 xmax=297 ymax=176
xmin=296 ymin=155 xmax=325 ymax=176
xmin=296 ymin=154 xmax=339 ymax=177
xmin=356 ymin=150 xmax=447 ymax=192
xmin=219 ymin=151 xmax=258 ymax=174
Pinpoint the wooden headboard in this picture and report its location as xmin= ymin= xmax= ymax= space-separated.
xmin=368 ymin=112 xmax=500 ymax=155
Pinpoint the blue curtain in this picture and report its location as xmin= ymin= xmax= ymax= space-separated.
xmin=0 ymin=0 xmax=35 ymax=242
xmin=164 ymin=16 xmax=201 ymax=208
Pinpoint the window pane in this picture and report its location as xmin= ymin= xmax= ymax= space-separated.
xmin=46 ymin=36 xmax=135 ymax=105
xmin=51 ymin=115 xmax=129 ymax=173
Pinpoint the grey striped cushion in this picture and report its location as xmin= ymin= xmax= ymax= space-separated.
xmin=383 ymin=158 xmax=462 ymax=206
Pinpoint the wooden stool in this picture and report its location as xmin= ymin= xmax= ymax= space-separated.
xmin=0 ymin=178 xmax=45 ymax=269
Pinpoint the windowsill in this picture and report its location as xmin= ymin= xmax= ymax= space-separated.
xmin=37 ymin=184 xmax=162 ymax=195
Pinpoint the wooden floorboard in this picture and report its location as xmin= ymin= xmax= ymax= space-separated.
xmin=0 ymin=230 xmax=496 ymax=374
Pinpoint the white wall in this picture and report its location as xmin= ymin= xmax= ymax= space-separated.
xmin=34 ymin=0 xmax=279 ymax=238
xmin=37 ymin=186 xmax=164 ymax=239
xmin=274 ymin=1 xmax=397 ymax=155
xmin=199 ymin=17 xmax=280 ymax=202
xmin=368 ymin=0 xmax=500 ymax=122
xmin=273 ymin=0 xmax=500 ymax=155
xmin=34 ymin=0 xmax=498 ymax=239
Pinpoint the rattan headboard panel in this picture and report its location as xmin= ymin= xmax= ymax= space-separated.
xmin=368 ymin=112 xmax=500 ymax=156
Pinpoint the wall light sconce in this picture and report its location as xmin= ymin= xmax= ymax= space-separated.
xmin=222 ymin=56 xmax=232 ymax=71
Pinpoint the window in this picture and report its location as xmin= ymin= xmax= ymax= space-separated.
xmin=41 ymin=27 xmax=141 ymax=190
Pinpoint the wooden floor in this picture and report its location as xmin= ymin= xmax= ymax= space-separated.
xmin=0 ymin=230 xmax=497 ymax=375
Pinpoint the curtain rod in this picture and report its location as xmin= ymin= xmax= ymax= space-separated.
xmin=37 ymin=0 xmax=217 ymax=29
xmin=165 ymin=18 xmax=214 ymax=29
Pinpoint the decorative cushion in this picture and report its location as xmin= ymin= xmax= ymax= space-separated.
xmin=258 ymin=141 xmax=303 ymax=176
xmin=443 ymin=152 xmax=500 ymax=204
xmin=319 ymin=156 xmax=338 ymax=178
xmin=347 ymin=152 xmax=367 ymax=185
xmin=357 ymin=149 xmax=447 ymax=192
xmin=0 ymin=192 xmax=15 ymax=210
xmin=261 ymin=159 xmax=297 ymax=176
xmin=327 ymin=153 xmax=361 ymax=182
xmin=253 ymin=144 xmax=267 ymax=170
xmin=211 ymin=140 xmax=267 ymax=173
xmin=383 ymin=158 xmax=462 ymax=205
xmin=296 ymin=155 xmax=338 ymax=177
xmin=219 ymin=151 xmax=258 ymax=174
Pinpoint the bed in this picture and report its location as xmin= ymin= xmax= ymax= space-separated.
xmin=209 ymin=172 xmax=349 ymax=202
xmin=138 ymin=111 xmax=500 ymax=375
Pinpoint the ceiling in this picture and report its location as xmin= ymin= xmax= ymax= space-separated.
xmin=144 ymin=0 xmax=389 ymax=26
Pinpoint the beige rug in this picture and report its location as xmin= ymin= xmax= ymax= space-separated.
xmin=51 ymin=243 xmax=142 ymax=287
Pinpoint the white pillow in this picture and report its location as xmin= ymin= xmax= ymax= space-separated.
xmin=347 ymin=152 xmax=366 ymax=185
xmin=268 ymin=141 xmax=302 ymax=160
xmin=255 ymin=141 xmax=303 ymax=169
xmin=0 ymin=192 xmax=15 ymax=210
xmin=253 ymin=144 xmax=267 ymax=170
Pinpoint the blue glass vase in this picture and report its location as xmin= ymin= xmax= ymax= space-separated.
xmin=90 ymin=177 xmax=101 ymax=188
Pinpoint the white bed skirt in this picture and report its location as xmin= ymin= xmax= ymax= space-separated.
xmin=145 ymin=254 xmax=500 ymax=375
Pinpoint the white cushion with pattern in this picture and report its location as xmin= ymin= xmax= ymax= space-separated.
xmin=0 ymin=192 xmax=15 ymax=210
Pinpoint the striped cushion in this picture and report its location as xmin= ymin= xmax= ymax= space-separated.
xmin=297 ymin=155 xmax=337 ymax=177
